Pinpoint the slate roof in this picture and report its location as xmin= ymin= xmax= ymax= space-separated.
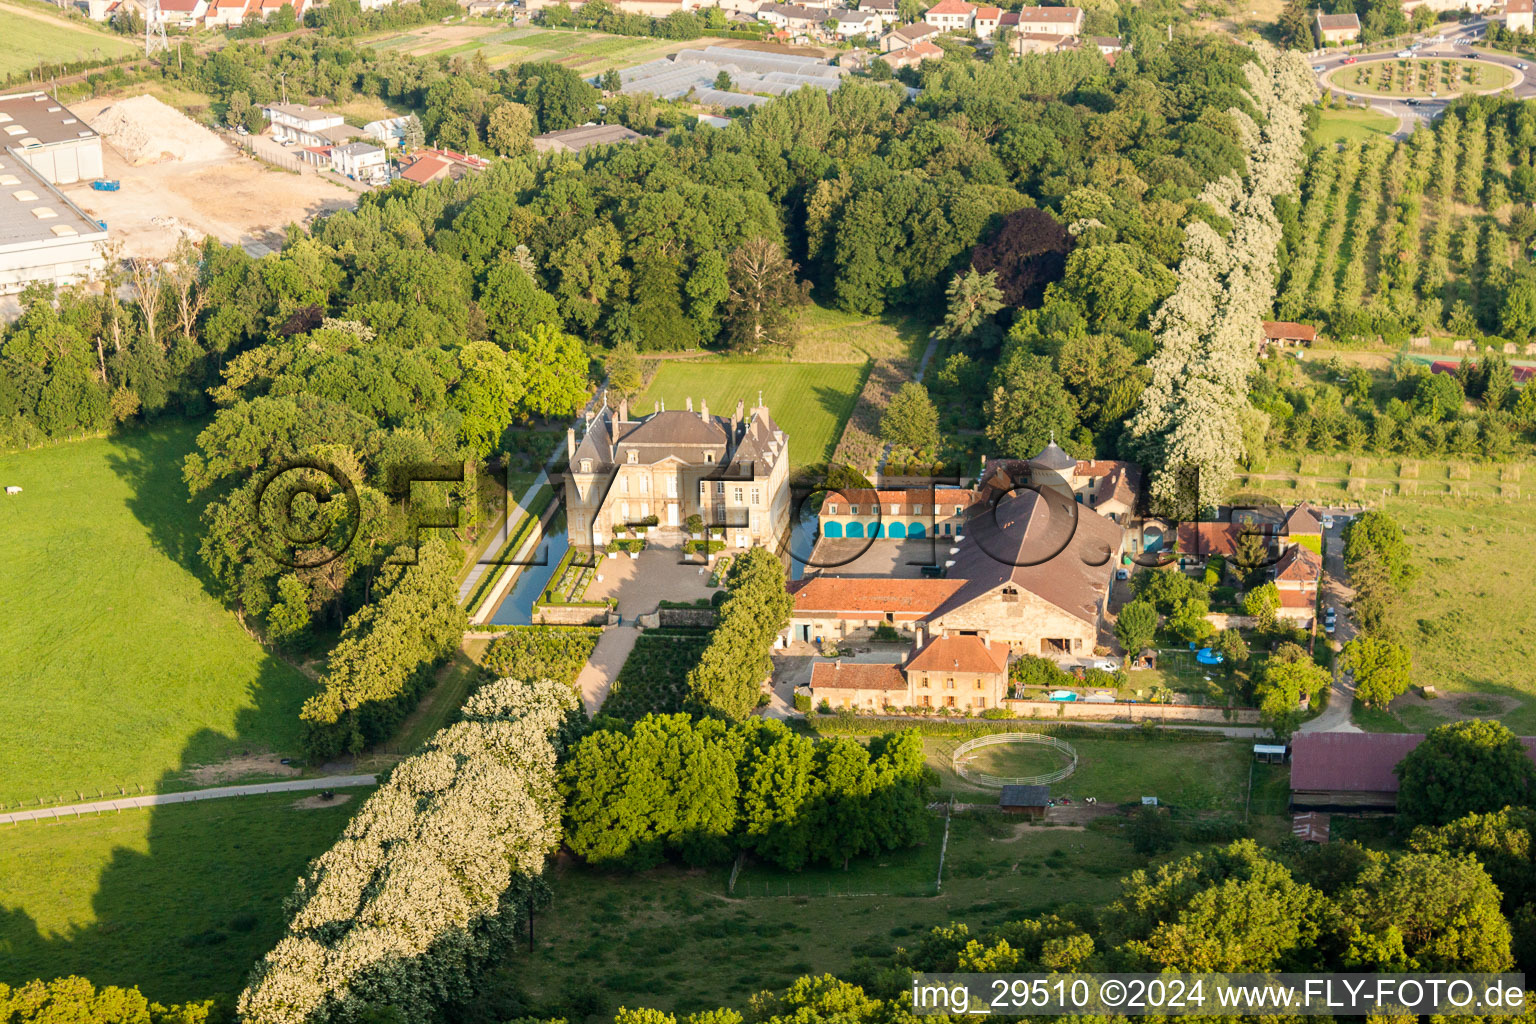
xmin=1285 ymin=501 xmax=1322 ymax=535
xmin=1315 ymin=11 xmax=1359 ymax=28
xmin=572 ymin=403 xmax=786 ymax=474
xmin=999 ymin=784 xmax=1050 ymax=808
xmin=1029 ymin=440 xmax=1076 ymax=472
xmin=1015 ymin=5 xmax=1081 ymax=22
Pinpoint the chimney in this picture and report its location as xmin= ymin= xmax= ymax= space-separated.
xmin=661 ymin=398 xmax=666 ymax=412
xmin=686 ymin=396 xmax=694 ymax=412
xmin=983 ymin=635 xmax=990 ymax=648
xmin=915 ymin=625 xmax=925 ymax=647
xmin=618 ymin=398 xmax=628 ymax=423
xmin=567 ymin=426 xmax=576 ymax=460
xmin=701 ymin=398 xmax=709 ymax=422
xmin=734 ymin=399 xmax=744 ymax=422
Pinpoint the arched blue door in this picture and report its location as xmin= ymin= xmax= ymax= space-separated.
xmin=908 ymin=522 xmax=926 ymax=537
xmin=870 ymin=522 xmax=884 ymax=538
xmin=888 ymin=522 xmax=907 ymax=538
xmin=846 ymin=521 xmax=864 ymax=538
xmin=823 ymin=521 xmax=843 ymax=538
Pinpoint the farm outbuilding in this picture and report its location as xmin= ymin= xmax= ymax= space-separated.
xmin=999 ymin=784 xmax=1050 ymax=818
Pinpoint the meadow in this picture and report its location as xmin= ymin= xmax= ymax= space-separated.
xmin=0 ymin=425 xmax=313 ymax=805
xmin=0 ymin=791 xmax=361 ymax=1003
xmin=0 ymin=0 xmax=136 ymax=79
xmin=364 ymin=22 xmax=715 ymax=72
xmin=636 ymin=359 xmax=866 ymax=471
xmin=1364 ymin=496 xmax=1536 ymax=733
xmin=1329 ymin=58 xmax=1511 ymax=98
xmin=1312 ymin=106 xmax=1398 ymax=146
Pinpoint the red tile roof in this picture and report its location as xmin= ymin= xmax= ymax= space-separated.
xmin=926 ymin=0 xmax=976 ymax=11
xmin=1512 ymin=0 xmax=1533 ymax=13
xmin=400 ymin=156 xmax=449 ymax=183
xmin=1263 ymin=320 xmax=1317 ymax=342
xmin=906 ymin=634 xmax=1008 ymax=675
xmin=1278 ymin=589 xmax=1316 ymax=608
xmin=1177 ymin=521 xmax=1247 ymax=558
xmin=1274 ymin=544 xmax=1322 ymax=583
xmin=810 ymin=661 xmax=906 ymax=691
xmin=974 ymin=5 xmax=1001 ymax=17
xmin=790 ymin=577 xmax=965 ymax=618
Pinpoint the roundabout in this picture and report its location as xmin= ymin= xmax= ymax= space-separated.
xmin=951 ymin=733 xmax=1078 ymax=788
xmin=1322 ymin=57 xmax=1515 ymax=98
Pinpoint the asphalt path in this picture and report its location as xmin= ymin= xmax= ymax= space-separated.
xmin=1311 ymin=19 xmax=1533 ymax=137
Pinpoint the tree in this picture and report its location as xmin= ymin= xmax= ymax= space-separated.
xmin=1166 ymin=597 xmax=1213 ymax=644
xmin=486 ymin=101 xmax=534 ymax=156
xmin=935 ymin=268 xmax=1004 ymax=343
xmin=1344 ymin=636 xmax=1411 ymax=710
xmin=713 ymin=69 xmax=733 ymax=90
xmin=1277 ymin=0 xmax=1314 ymax=47
xmin=686 ymin=548 xmax=792 ymax=721
xmin=1396 ymin=720 xmax=1536 ymax=829
xmin=513 ymin=323 xmax=590 ymax=419
xmin=601 ymin=67 xmax=622 ymax=92
xmin=1342 ymin=851 xmax=1514 ymax=971
xmin=267 ymin=573 xmax=313 ymax=650
xmin=1115 ymin=600 xmax=1157 ymax=655
xmin=605 ymin=342 xmax=643 ymax=401
xmin=880 ymin=381 xmax=940 ymax=451
xmin=1257 ymin=656 xmax=1330 ymax=738
xmin=481 ymin=259 xmax=562 ymax=347
xmin=400 ymin=113 xmax=425 ymax=150
xmin=1244 ymin=581 xmax=1281 ymax=629
xmin=984 ymin=350 xmax=1081 ymax=460
xmin=722 ymin=238 xmax=810 ymax=353
xmin=970 ymin=207 xmax=1071 ymax=307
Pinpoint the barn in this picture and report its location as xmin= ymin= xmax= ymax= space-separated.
xmin=999 ymin=784 xmax=1050 ymax=818
xmin=1290 ymin=732 xmax=1536 ymax=812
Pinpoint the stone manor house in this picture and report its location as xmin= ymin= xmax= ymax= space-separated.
xmin=564 ymin=396 xmax=791 ymax=551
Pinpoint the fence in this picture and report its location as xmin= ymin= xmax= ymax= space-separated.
xmin=951 ymin=732 xmax=1079 ymax=788
xmin=233 ymin=135 xmax=307 ymax=174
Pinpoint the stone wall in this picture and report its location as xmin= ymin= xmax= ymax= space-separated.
xmin=533 ymin=604 xmax=609 ymax=626
xmin=1002 ymin=698 xmax=1261 ymax=725
xmin=659 ymin=606 xmax=716 ymax=629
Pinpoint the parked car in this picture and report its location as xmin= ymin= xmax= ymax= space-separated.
xmin=1313 ymin=64 xmax=1327 ymax=72
xmin=1115 ymin=568 xmax=1130 ymax=581
xmin=1089 ymin=659 xmax=1121 ymax=672
xmin=1518 ymin=62 xmax=1529 ymax=70
xmin=1396 ymin=49 xmax=1414 ymax=57
xmin=1322 ymin=514 xmax=1335 ymax=528
xmin=1325 ymin=606 xmax=1337 ymax=620
xmin=1325 ymin=619 xmax=1336 ymax=634
xmin=1405 ymin=97 xmax=1421 ymax=106
xmin=1469 ymin=52 xmax=1480 ymax=59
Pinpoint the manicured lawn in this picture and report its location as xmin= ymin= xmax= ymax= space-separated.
xmin=1329 ymin=58 xmax=1512 ymax=97
xmin=1312 ymin=106 xmax=1398 ymax=146
xmin=482 ymin=813 xmax=1142 ymax=1020
xmin=793 ymin=302 xmax=930 ymax=370
xmin=0 ymin=0 xmax=136 ymax=78
xmin=0 ymin=425 xmax=314 ymax=805
xmin=0 ymin=791 xmax=361 ymax=1003
xmin=921 ymin=733 xmax=1253 ymax=810
xmin=1365 ymin=497 xmax=1536 ymax=733
xmin=636 ymin=360 xmax=866 ymax=471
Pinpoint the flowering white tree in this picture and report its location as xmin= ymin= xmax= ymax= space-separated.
xmin=238 ymin=677 xmax=580 ymax=1024
xmin=1129 ymin=45 xmax=1313 ymax=514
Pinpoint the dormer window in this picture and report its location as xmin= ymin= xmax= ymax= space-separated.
xmin=627 ymin=450 xmax=638 ymax=464
xmin=850 ymin=504 xmax=860 ymax=515
xmin=705 ymin=452 xmax=714 ymax=463
xmin=580 ymin=459 xmax=591 ymax=472
xmin=827 ymin=503 xmax=838 ymax=515
xmin=914 ymin=503 xmax=923 ymax=514
xmin=1001 ymin=586 xmax=1019 ymax=603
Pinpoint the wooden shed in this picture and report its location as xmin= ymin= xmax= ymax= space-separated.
xmin=999 ymin=784 xmax=1050 ymax=818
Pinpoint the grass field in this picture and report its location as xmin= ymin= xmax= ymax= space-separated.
xmin=0 ymin=0 xmax=136 ymax=78
xmin=1328 ymin=58 xmax=1512 ymax=98
xmin=636 ymin=360 xmax=866 ymax=471
xmin=1360 ymin=497 xmax=1536 ymax=733
xmin=792 ymin=303 xmax=929 ymax=369
xmin=1312 ymin=106 xmax=1398 ymax=145
xmin=0 ymin=791 xmax=361 ymax=1002
xmin=365 ymin=22 xmax=719 ymax=72
xmin=482 ymin=814 xmax=1144 ymax=1020
xmin=0 ymin=425 xmax=314 ymax=805
xmin=922 ymin=733 xmax=1253 ymax=810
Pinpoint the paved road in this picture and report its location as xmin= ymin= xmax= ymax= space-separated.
xmin=0 ymin=775 xmax=377 ymax=826
xmin=1298 ymin=509 xmax=1363 ymax=734
xmin=1312 ymin=20 xmax=1533 ymax=137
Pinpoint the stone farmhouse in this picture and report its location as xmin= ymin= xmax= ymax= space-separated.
xmin=809 ymin=631 xmax=1010 ymax=711
xmin=1314 ymin=10 xmax=1360 ymax=44
xmin=789 ymin=442 xmax=1126 ymax=659
xmin=564 ymin=396 xmax=791 ymax=552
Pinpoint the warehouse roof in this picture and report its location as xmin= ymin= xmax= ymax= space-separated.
xmin=0 ymin=92 xmax=98 ymax=148
xmin=0 ymin=153 xmax=107 ymax=250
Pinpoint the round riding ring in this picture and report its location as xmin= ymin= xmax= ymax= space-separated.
xmin=951 ymin=733 xmax=1078 ymax=788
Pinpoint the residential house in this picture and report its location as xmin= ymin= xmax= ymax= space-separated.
xmin=828 ymin=8 xmax=881 ymax=37
xmin=1314 ymin=10 xmax=1360 ymax=44
xmin=397 ymin=147 xmax=489 ymax=183
xmin=255 ymin=0 xmax=308 ymax=20
xmin=858 ymin=0 xmax=899 ymax=24
xmin=808 ymin=632 xmax=1010 ymax=712
xmin=1069 ymin=460 xmax=1141 ymax=524
xmin=973 ymin=4 xmax=1000 ymax=36
xmin=330 ymin=141 xmax=388 ymax=183
xmin=1509 ymin=0 xmax=1533 ymax=31
xmin=1262 ymin=319 xmax=1317 ymax=351
xmin=1404 ymin=0 xmax=1491 ymax=12
xmin=883 ymin=39 xmax=946 ymax=65
xmin=531 ymin=123 xmax=643 ymax=154
xmin=466 ymin=0 xmax=506 ymax=14
xmin=364 ymin=116 xmax=412 ymax=149
xmin=1271 ymin=544 xmax=1322 ymax=625
xmin=755 ymin=1 xmax=826 ymax=36
xmin=564 ymin=397 xmax=791 ymax=550
xmin=1005 ymin=28 xmax=1079 ymax=55
xmin=1091 ymin=34 xmax=1122 ymax=55
xmin=615 ymin=0 xmax=694 ymax=14
xmin=1011 ymin=4 xmax=1083 ymax=34
xmin=204 ymin=0 xmax=252 ymax=26
xmin=149 ymin=0 xmax=207 ymax=26
xmin=923 ymin=0 xmax=976 ymax=32
xmin=881 ymin=19 xmax=938 ymax=49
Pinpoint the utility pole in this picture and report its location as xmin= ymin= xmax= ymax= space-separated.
xmin=280 ymin=70 xmax=289 ymax=105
